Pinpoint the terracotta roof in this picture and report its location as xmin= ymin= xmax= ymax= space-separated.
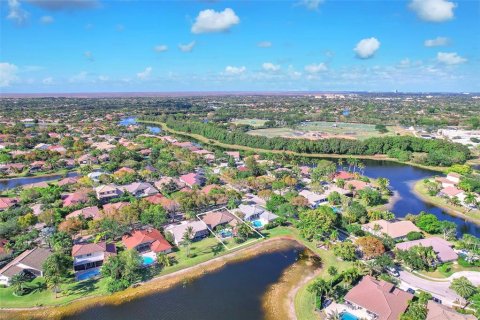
xmin=66 ymin=206 xmax=101 ymax=220
xmin=426 ymin=301 xmax=476 ymax=320
xmin=115 ymin=167 xmax=136 ymax=175
xmin=345 ymin=179 xmax=370 ymax=191
xmin=102 ymin=202 xmax=130 ymax=215
xmin=345 ymin=276 xmax=413 ymax=320
xmin=122 ymin=229 xmax=172 ymax=253
xmin=72 ymin=241 xmax=116 ymax=257
xmin=0 ymin=197 xmax=18 ymax=210
xmin=180 ymin=172 xmax=203 ymax=186
xmin=440 ymin=186 xmax=464 ymax=197
xmin=333 ymin=171 xmax=355 ymax=180
xmin=63 ymin=191 xmax=89 ymax=207
xmin=58 ymin=176 xmax=79 ymax=187
xmin=201 ymin=184 xmax=220 ymax=194
xmin=144 ymin=194 xmax=165 ymax=205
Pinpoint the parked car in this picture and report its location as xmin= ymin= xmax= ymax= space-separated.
xmin=386 ymin=266 xmax=399 ymax=277
xmin=407 ymin=288 xmax=415 ymax=294
xmin=432 ymin=297 xmax=442 ymax=304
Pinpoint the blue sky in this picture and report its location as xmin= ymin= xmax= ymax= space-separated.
xmin=1 ymin=0 xmax=479 ymax=93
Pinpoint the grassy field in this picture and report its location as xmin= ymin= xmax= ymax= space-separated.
xmin=248 ymin=121 xmax=411 ymax=141
xmin=413 ymin=180 xmax=480 ymax=224
xmin=231 ymin=118 xmax=268 ymax=128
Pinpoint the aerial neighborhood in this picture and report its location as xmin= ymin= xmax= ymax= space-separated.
xmin=0 ymin=96 xmax=478 ymax=320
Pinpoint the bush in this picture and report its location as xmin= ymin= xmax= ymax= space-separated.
xmin=406 ymin=231 xmax=424 ymax=241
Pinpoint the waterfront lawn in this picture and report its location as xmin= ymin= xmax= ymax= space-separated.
xmin=0 ymin=277 xmax=109 ymax=308
xmin=414 ymin=180 xmax=480 ymax=222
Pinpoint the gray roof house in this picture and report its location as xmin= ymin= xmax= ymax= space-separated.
xmin=0 ymin=247 xmax=52 ymax=286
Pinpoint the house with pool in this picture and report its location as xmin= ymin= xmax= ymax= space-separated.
xmin=344 ymin=275 xmax=413 ymax=320
xmin=236 ymin=204 xmax=278 ymax=228
xmin=165 ymin=220 xmax=209 ymax=245
xmin=72 ymin=241 xmax=117 ymax=281
xmin=122 ymin=228 xmax=173 ymax=266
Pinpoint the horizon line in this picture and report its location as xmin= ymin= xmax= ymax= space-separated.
xmin=0 ymin=90 xmax=478 ymax=98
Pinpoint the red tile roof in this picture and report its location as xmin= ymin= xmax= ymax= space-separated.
xmin=122 ymin=229 xmax=172 ymax=253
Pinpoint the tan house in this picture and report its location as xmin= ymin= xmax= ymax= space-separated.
xmin=362 ymin=219 xmax=420 ymax=240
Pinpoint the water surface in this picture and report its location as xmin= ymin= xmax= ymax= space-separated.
xmin=67 ymin=245 xmax=303 ymax=320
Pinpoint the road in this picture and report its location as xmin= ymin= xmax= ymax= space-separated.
xmin=398 ymin=270 xmax=464 ymax=306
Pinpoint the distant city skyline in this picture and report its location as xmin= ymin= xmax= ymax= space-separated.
xmin=1 ymin=0 xmax=479 ymax=93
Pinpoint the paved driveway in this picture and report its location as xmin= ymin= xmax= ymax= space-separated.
xmin=398 ymin=270 xmax=463 ymax=306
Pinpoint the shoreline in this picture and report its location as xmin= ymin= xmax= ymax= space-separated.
xmin=138 ymin=120 xmax=448 ymax=173
xmin=0 ymin=236 xmax=307 ymax=320
xmin=412 ymin=179 xmax=480 ymax=226
xmin=0 ymin=170 xmax=74 ymax=182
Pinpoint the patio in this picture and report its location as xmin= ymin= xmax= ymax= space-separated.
xmin=323 ymin=302 xmax=374 ymax=320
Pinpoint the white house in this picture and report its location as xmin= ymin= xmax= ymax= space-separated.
xmin=72 ymin=241 xmax=116 ymax=272
xmin=0 ymin=247 xmax=52 ymax=286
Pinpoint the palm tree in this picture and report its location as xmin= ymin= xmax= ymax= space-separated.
xmin=182 ymin=226 xmax=194 ymax=258
xmin=449 ymin=196 xmax=461 ymax=207
xmin=326 ymin=310 xmax=340 ymax=320
xmin=450 ymin=276 xmax=476 ymax=300
xmin=10 ymin=273 xmax=27 ymax=296
xmin=156 ymin=252 xmax=171 ymax=267
xmin=358 ymin=162 xmax=366 ymax=175
xmin=464 ymin=193 xmax=476 ymax=208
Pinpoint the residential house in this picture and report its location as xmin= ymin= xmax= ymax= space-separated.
xmin=446 ymin=173 xmax=461 ymax=185
xmin=114 ymin=167 xmax=136 ymax=175
xmin=426 ymin=301 xmax=476 ymax=320
xmin=362 ymin=219 xmax=421 ymax=240
xmin=58 ymin=176 xmax=79 ymax=187
xmin=121 ymin=182 xmax=158 ymax=197
xmin=0 ymin=247 xmax=52 ymax=286
xmin=395 ymin=237 xmax=458 ymax=263
xmin=95 ymin=184 xmax=124 ymax=201
xmin=299 ymin=190 xmax=328 ymax=208
xmin=102 ymin=202 xmax=130 ymax=215
xmin=154 ymin=177 xmax=185 ymax=192
xmin=77 ymin=154 xmax=98 ymax=165
xmin=66 ymin=206 xmax=101 ymax=221
xmin=0 ymin=197 xmax=18 ymax=211
xmin=63 ymin=191 xmax=89 ymax=207
xmin=225 ymin=151 xmax=241 ymax=161
xmin=179 ymin=172 xmax=205 ymax=188
xmin=201 ymin=210 xmax=237 ymax=229
xmin=122 ymin=228 xmax=172 ymax=254
xmin=344 ymin=275 xmax=413 ymax=320
xmin=439 ymin=186 xmax=465 ymax=201
xmin=345 ymin=180 xmax=371 ymax=192
xmin=236 ymin=204 xmax=278 ymax=226
xmin=72 ymin=241 xmax=116 ymax=272
xmin=332 ymin=171 xmax=355 ymax=181
xmin=165 ymin=221 xmax=209 ymax=245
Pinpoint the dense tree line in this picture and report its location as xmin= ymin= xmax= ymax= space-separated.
xmin=141 ymin=117 xmax=471 ymax=166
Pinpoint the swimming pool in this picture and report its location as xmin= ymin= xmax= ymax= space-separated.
xmin=142 ymin=256 xmax=155 ymax=266
xmin=340 ymin=311 xmax=359 ymax=320
xmin=77 ymin=268 xmax=101 ymax=281
xmin=252 ymin=220 xmax=263 ymax=228
xmin=219 ymin=230 xmax=233 ymax=238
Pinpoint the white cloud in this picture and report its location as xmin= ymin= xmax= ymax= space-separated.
xmin=436 ymin=52 xmax=466 ymax=65
xmin=42 ymin=77 xmax=53 ymax=84
xmin=7 ymin=0 xmax=29 ymax=25
xmin=297 ymin=0 xmax=324 ymax=11
xmin=262 ymin=62 xmax=281 ymax=72
xmin=98 ymin=75 xmax=109 ymax=81
xmin=0 ymin=62 xmax=19 ymax=87
xmin=40 ymin=15 xmax=54 ymax=24
xmin=69 ymin=71 xmax=88 ymax=83
xmin=179 ymin=41 xmax=196 ymax=52
xmin=409 ymin=0 xmax=456 ymax=22
xmin=424 ymin=36 xmax=449 ymax=47
xmin=257 ymin=41 xmax=272 ymax=48
xmin=224 ymin=66 xmax=246 ymax=75
xmin=137 ymin=67 xmax=152 ymax=80
xmin=354 ymin=37 xmax=380 ymax=59
xmin=305 ymin=63 xmax=328 ymax=74
xmin=191 ymin=8 xmax=240 ymax=34
xmin=84 ymin=51 xmax=94 ymax=61
xmin=154 ymin=45 xmax=168 ymax=53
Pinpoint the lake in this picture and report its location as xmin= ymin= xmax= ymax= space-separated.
xmin=0 ymin=171 xmax=79 ymax=191
xmin=66 ymin=243 xmax=307 ymax=320
xmin=360 ymin=160 xmax=480 ymax=237
xmin=119 ymin=117 xmax=161 ymax=134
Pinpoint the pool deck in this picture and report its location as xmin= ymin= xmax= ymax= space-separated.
xmin=324 ymin=302 xmax=373 ymax=320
